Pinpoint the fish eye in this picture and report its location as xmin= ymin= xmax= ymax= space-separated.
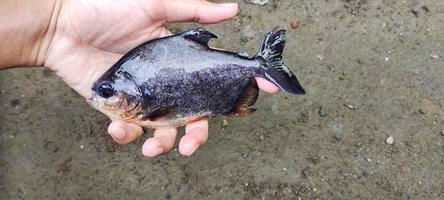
xmin=97 ymin=81 xmax=115 ymax=99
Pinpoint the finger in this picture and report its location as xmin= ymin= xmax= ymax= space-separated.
xmin=179 ymin=119 xmax=209 ymax=156
xmin=255 ymin=77 xmax=280 ymax=94
xmin=142 ymin=127 xmax=177 ymax=157
xmin=108 ymin=121 xmax=144 ymax=144
xmin=158 ymin=0 xmax=238 ymax=24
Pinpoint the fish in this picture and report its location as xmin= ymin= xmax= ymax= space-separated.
xmin=88 ymin=28 xmax=305 ymax=128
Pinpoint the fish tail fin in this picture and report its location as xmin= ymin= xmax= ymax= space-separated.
xmin=254 ymin=29 xmax=305 ymax=95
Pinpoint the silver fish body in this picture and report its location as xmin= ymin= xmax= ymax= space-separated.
xmin=89 ymin=28 xmax=305 ymax=128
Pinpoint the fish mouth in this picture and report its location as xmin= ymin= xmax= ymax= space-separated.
xmin=86 ymin=93 xmax=100 ymax=109
xmin=86 ymin=92 xmax=115 ymax=116
xmin=86 ymin=92 xmax=141 ymax=121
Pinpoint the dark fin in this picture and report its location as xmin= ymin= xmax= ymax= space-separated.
xmin=229 ymin=108 xmax=257 ymax=117
xmin=180 ymin=28 xmax=217 ymax=47
xmin=255 ymin=29 xmax=306 ymax=95
xmin=226 ymin=78 xmax=259 ymax=117
xmin=140 ymin=106 xmax=174 ymax=121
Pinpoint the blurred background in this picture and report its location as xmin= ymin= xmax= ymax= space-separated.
xmin=1 ymin=0 xmax=443 ymax=199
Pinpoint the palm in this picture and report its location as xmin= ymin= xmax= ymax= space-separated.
xmin=45 ymin=0 xmax=174 ymax=98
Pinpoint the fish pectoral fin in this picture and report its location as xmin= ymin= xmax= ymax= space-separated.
xmin=140 ymin=106 xmax=175 ymax=121
xmin=225 ymin=78 xmax=259 ymax=117
xmin=180 ymin=28 xmax=217 ymax=47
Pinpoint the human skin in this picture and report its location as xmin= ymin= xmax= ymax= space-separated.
xmin=0 ymin=0 xmax=280 ymax=157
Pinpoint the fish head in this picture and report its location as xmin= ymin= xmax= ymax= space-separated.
xmin=88 ymin=71 xmax=145 ymax=121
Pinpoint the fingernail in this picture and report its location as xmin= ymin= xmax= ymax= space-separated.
xmin=219 ymin=3 xmax=237 ymax=9
xmin=145 ymin=146 xmax=164 ymax=157
xmin=111 ymin=128 xmax=126 ymax=140
xmin=183 ymin=143 xmax=200 ymax=156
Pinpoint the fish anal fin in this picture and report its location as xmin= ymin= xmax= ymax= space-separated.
xmin=226 ymin=78 xmax=259 ymax=117
xmin=228 ymin=108 xmax=257 ymax=117
xmin=180 ymin=28 xmax=217 ymax=46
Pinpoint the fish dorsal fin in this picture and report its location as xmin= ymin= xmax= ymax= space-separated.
xmin=180 ymin=28 xmax=217 ymax=46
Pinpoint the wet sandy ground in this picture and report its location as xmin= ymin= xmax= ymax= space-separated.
xmin=1 ymin=0 xmax=443 ymax=199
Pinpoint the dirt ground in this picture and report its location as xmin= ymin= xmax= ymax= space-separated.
xmin=1 ymin=0 xmax=443 ymax=199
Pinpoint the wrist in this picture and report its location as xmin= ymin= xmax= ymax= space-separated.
xmin=0 ymin=0 xmax=61 ymax=69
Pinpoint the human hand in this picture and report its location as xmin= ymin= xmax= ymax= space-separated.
xmin=43 ymin=0 xmax=280 ymax=157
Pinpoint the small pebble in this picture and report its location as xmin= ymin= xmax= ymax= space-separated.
xmin=386 ymin=136 xmax=394 ymax=145
xmin=367 ymin=158 xmax=372 ymax=163
xmin=222 ymin=119 xmax=229 ymax=128
xmin=384 ymin=57 xmax=389 ymax=62
xmin=80 ymin=145 xmax=84 ymax=149
xmin=380 ymin=79 xmax=385 ymax=85
xmin=318 ymin=106 xmax=328 ymax=117
xmin=259 ymin=135 xmax=264 ymax=140
xmin=283 ymin=168 xmax=287 ymax=171
xmin=291 ymin=19 xmax=299 ymax=29
xmin=246 ymin=0 xmax=269 ymax=6
xmin=345 ymin=104 xmax=356 ymax=110
xmin=327 ymin=64 xmax=335 ymax=70
xmin=271 ymin=104 xmax=279 ymax=113
xmin=431 ymin=54 xmax=439 ymax=59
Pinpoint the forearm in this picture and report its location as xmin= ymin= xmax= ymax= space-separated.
xmin=0 ymin=0 xmax=59 ymax=69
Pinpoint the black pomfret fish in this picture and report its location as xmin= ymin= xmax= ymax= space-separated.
xmin=89 ymin=28 xmax=305 ymax=128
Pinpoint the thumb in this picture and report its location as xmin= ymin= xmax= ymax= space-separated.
xmin=154 ymin=0 xmax=238 ymax=24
